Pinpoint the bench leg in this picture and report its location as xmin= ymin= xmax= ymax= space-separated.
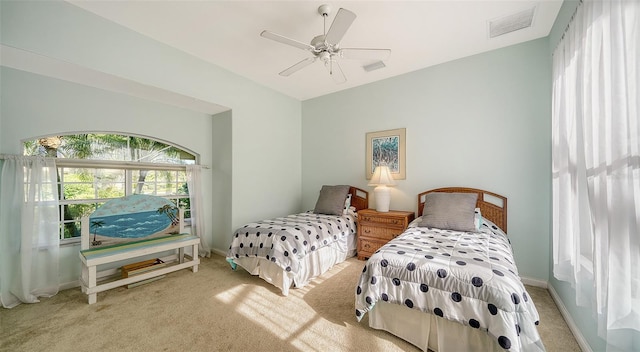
xmin=87 ymin=265 xmax=97 ymax=304
xmin=81 ymin=265 xmax=88 ymax=294
xmin=191 ymin=243 xmax=199 ymax=273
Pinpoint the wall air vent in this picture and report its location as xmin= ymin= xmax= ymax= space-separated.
xmin=363 ymin=61 xmax=386 ymax=72
xmin=489 ymin=6 xmax=536 ymax=38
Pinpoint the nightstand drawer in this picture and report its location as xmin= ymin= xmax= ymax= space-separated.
xmin=359 ymin=225 xmax=403 ymax=240
xmin=358 ymin=238 xmax=388 ymax=257
xmin=356 ymin=209 xmax=415 ymax=261
xmin=360 ymin=215 xmax=406 ymax=228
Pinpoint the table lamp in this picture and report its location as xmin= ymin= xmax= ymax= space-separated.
xmin=368 ymin=165 xmax=396 ymax=212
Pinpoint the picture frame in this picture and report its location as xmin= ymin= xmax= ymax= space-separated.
xmin=366 ymin=128 xmax=406 ymax=180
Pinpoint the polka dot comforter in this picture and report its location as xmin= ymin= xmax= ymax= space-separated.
xmin=355 ymin=221 xmax=545 ymax=352
xmin=226 ymin=212 xmax=356 ymax=276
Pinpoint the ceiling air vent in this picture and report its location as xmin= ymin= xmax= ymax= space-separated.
xmin=489 ymin=6 xmax=536 ymax=38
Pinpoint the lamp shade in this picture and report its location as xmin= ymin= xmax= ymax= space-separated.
xmin=368 ymin=165 xmax=396 ymax=186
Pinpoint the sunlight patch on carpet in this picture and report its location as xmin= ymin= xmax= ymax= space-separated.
xmin=215 ymin=284 xmax=316 ymax=340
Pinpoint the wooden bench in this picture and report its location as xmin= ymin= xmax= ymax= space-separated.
xmin=79 ymin=195 xmax=200 ymax=304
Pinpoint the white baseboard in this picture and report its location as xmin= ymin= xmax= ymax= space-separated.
xmin=521 ymin=276 xmax=548 ymax=288
xmin=59 ymin=280 xmax=80 ymax=290
xmin=547 ymin=284 xmax=593 ymax=352
xmin=211 ymin=248 xmax=226 ymax=257
xmin=521 ymin=277 xmax=592 ymax=352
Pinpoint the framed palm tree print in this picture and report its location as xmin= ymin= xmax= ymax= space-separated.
xmin=365 ymin=128 xmax=406 ymax=180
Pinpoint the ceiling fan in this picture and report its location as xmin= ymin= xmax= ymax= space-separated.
xmin=260 ymin=4 xmax=391 ymax=84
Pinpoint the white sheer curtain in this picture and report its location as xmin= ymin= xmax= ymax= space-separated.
xmin=186 ymin=165 xmax=210 ymax=257
xmin=552 ymin=1 xmax=640 ymax=350
xmin=0 ymin=155 xmax=60 ymax=308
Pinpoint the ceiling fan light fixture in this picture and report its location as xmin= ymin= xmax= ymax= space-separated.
xmin=319 ymin=51 xmax=332 ymax=63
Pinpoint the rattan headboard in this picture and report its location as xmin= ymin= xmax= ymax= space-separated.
xmin=417 ymin=187 xmax=508 ymax=232
xmin=348 ymin=186 xmax=369 ymax=211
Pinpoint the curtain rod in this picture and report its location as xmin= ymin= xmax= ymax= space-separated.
xmin=553 ymin=0 xmax=584 ymax=55
xmin=0 ymin=155 xmax=209 ymax=170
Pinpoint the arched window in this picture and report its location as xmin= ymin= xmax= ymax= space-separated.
xmin=23 ymin=133 xmax=197 ymax=243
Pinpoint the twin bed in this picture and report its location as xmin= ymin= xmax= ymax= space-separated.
xmin=356 ymin=187 xmax=545 ymax=352
xmin=227 ymin=186 xmax=545 ymax=351
xmin=226 ymin=185 xmax=368 ymax=295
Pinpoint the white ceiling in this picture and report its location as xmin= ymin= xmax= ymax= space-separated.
xmin=69 ymin=0 xmax=563 ymax=101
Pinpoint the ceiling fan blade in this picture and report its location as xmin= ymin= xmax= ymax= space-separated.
xmin=324 ymin=59 xmax=346 ymax=84
xmin=261 ymin=30 xmax=315 ymax=51
xmin=340 ymin=48 xmax=391 ymax=61
xmin=279 ymin=57 xmax=316 ymax=76
xmin=325 ymin=8 xmax=356 ymax=45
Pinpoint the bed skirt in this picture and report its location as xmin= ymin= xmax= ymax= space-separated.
xmin=369 ymin=301 xmax=503 ymax=352
xmin=232 ymin=233 xmax=356 ymax=296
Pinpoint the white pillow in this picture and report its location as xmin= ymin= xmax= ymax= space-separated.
xmin=343 ymin=193 xmax=352 ymax=215
xmin=474 ymin=208 xmax=482 ymax=230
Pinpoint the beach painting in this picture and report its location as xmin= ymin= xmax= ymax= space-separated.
xmin=88 ymin=194 xmax=180 ymax=248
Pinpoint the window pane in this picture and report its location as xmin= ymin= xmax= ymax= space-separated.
xmin=61 ymin=220 xmax=81 ymax=239
xmin=68 ymin=203 xmax=102 ymax=219
xmin=132 ymin=170 xmax=155 ymax=194
xmin=61 ymin=168 xmax=95 ymax=200
xmin=178 ymin=182 xmax=188 ymax=195
xmin=130 ymin=170 xmax=185 ymax=196
xmin=95 ymin=169 xmax=125 ymax=199
xmin=178 ymin=197 xmax=191 ymax=219
xmin=61 ymin=168 xmax=125 ymax=200
xmin=177 ymin=171 xmax=187 ymax=183
xmin=60 ymin=203 xmax=103 ymax=239
xmin=156 ymin=171 xmax=175 ymax=195
xmin=139 ymin=183 xmax=156 ymax=195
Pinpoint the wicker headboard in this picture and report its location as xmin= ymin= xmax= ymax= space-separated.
xmin=348 ymin=186 xmax=369 ymax=211
xmin=417 ymin=187 xmax=508 ymax=232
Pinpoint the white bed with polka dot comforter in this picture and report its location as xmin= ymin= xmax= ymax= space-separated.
xmin=355 ymin=220 xmax=545 ymax=352
xmin=226 ymin=212 xmax=357 ymax=295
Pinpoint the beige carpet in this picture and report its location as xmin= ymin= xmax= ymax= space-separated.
xmin=1 ymin=254 xmax=581 ymax=352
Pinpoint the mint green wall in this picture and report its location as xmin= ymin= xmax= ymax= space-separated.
xmin=0 ymin=0 xmax=301 ymax=270
xmin=211 ymin=110 xmax=233 ymax=252
xmin=302 ymin=38 xmax=552 ymax=281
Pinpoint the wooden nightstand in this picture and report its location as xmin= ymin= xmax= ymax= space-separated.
xmin=357 ymin=209 xmax=415 ymax=260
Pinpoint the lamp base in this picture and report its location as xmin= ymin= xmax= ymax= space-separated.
xmin=374 ymin=186 xmax=391 ymax=212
